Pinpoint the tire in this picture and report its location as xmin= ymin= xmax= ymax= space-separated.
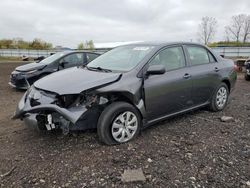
xmin=97 ymin=102 xmax=141 ymax=145
xmin=209 ymin=83 xmax=229 ymax=112
xmin=245 ymin=73 xmax=250 ymax=81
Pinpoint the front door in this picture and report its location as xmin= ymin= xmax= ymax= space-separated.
xmin=59 ymin=52 xmax=85 ymax=69
xmin=144 ymin=46 xmax=193 ymax=121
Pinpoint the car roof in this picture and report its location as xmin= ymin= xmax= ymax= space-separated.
xmin=121 ymin=41 xmax=206 ymax=48
xmin=59 ymin=50 xmax=100 ymax=55
xmin=73 ymin=50 xmax=100 ymax=54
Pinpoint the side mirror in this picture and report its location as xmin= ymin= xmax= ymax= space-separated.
xmin=59 ymin=61 xmax=69 ymax=68
xmin=146 ymin=65 xmax=166 ymax=75
xmin=220 ymin=54 xmax=225 ymax=58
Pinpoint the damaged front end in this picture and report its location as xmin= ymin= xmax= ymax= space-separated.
xmin=13 ymin=86 xmax=109 ymax=134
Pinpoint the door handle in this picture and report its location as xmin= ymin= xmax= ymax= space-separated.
xmin=214 ymin=67 xmax=220 ymax=72
xmin=183 ymin=73 xmax=191 ymax=79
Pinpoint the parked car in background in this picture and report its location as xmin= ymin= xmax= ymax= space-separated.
xmin=244 ymin=58 xmax=250 ymax=80
xmin=9 ymin=51 xmax=100 ymax=89
xmin=13 ymin=42 xmax=237 ymax=145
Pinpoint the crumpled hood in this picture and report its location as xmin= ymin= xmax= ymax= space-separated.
xmin=34 ymin=67 xmax=122 ymax=95
xmin=16 ymin=62 xmax=46 ymax=72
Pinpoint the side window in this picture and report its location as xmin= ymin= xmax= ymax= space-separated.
xmin=86 ymin=53 xmax=99 ymax=63
xmin=61 ymin=53 xmax=84 ymax=68
xmin=186 ymin=46 xmax=210 ymax=65
xmin=150 ymin=46 xmax=185 ymax=71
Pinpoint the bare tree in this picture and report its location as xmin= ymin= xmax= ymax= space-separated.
xmin=225 ymin=14 xmax=245 ymax=42
xmin=77 ymin=42 xmax=85 ymax=50
xmin=86 ymin=40 xmax=95 ymax=50
xmin=198 ymin=16 xmax=217 ymax=45
xmin=224 ymin=29 xmax=231 ymax=42
xmin=241 ymin=15 xmax=250 ymax=43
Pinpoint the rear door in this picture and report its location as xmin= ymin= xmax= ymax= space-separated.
xmin=184 ymin=45 xmax=221 ymax=105
xmin=144 ymin=45 xmax=193 ymax=121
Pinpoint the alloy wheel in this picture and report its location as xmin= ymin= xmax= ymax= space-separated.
xmin=216 ymin=86 xmax=228 ymax=109
xmin=111 ymin=111 xmax=138 ymax=143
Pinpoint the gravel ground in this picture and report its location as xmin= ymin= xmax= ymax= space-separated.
xmin=0 ymin=62 xmax=250 ymax=188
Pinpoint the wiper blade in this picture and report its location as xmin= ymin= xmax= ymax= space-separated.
xmin=86 ymin=66 xmax=112 ymax=72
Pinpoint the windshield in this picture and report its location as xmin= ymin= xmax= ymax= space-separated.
xmin=38 ymin=51 xmax=70 ymax=65
xmin=87 ymin=45 xmax=155 ymax=72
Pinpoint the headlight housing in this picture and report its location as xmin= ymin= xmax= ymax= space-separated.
xmin=24 ymin=69 xmax=38 ymax=75
xmin=25 ymin=85 xmax=34 ymax=100
xmin=57 ymin=92 xmax=109 ymax=108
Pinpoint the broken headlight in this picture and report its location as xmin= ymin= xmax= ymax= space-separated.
xmin=26 ymin=85 xmax=34 ymax=96
xmin=26 ymin=86 xmax=57 ymax=106
xmin=57 ymin=94 xmax=79 ymax=108
xmin=57 ymin=93 xmax=108 ymax=108
xmin=25 ymin=85 xmax=37 ymax=102
xmin=83 ymin=93 xmax=109 ymax=107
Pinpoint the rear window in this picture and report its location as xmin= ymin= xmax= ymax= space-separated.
xmin=186 ymin=46 xmax=210 ymax=65
xmin=87 ymin=53 xmax=99 ymax=63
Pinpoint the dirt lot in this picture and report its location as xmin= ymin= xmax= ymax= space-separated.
xmin=0 ymin=62 xmax=249 ymax=188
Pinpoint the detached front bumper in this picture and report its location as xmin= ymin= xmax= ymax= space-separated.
xmin=13 ymin=90 xmax=88 ymax=131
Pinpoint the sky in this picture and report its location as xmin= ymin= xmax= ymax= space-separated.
xmin=1 ymin=0 xmax=250 ymax=48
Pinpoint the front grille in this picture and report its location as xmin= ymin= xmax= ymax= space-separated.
xmin=36 ymin=114 xmax=47 ymax=130
xmin=10 ymin=74 xmax=17 ymax=83
xmin=10 ymin=73 xmax=27 ymax=87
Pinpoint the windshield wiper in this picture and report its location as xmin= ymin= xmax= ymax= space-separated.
xmin=86 ymin=66 xmax=112 ymax=72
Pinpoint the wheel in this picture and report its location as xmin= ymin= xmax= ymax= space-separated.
xmin=245 ymin=73 xmax=250 ymax=81
xmin=209 ymin=83 xmax=229 ymax=112
xmin=97 ymin=102 xmax=141 ymax=145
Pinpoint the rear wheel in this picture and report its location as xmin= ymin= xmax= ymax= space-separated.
xmin=97 ymin=102 xmax=141 ymax=145
xmin=209 ymin=83 xmax=229 ymax=112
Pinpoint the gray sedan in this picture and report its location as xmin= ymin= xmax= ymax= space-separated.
xmin=13 ymin=42 xmax=237 ymax=145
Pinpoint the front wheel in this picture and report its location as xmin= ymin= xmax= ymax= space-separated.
xmin=97 ymin=102 xmax=141 ymax=145
xmin=209 ymin=83 xmax=229 ymax=112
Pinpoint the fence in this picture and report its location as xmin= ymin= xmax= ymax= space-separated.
xmin=0 ymin=49 xmax=60 ymax=58
xmin=0 ymin=49 xmax=108 ymax=58
xmin=0 ymin=47 xmax=250 ymax=58
xmin=211 ymin=47 xmax=250 ymax=57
